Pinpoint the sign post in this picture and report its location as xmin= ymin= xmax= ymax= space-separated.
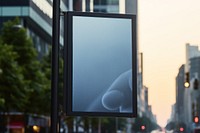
xmin=51 ymin=0 xmax=60 ymax=132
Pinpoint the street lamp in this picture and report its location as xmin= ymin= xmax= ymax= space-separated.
xmin=12 ymin=24 xmax=23 ymax=30
xmin=33 ymin=125 xmax=40 ymax=133
xmin=11 ymin=24 xmax=23 ymax=33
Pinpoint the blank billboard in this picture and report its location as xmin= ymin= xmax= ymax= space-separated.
xmin=64 ymin=11 xmax=137 ymax=117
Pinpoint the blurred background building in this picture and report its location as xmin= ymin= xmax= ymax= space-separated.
xmin=73 ymin=0 xmax=137 ymax=14
xmin=0 ymin=0 xmax=136 ymax=57
xmin=0 ymin=0 xmax=68 ymax=58
xmin=168 ymin=43 xmax=200 ymax=132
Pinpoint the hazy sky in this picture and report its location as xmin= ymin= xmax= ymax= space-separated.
xmin=138 ymin=0 xmax=200 ymax=127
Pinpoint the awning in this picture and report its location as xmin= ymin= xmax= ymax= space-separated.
xmin=7 ymin=122 xmax=24 ymax=129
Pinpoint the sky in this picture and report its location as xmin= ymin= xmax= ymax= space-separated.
xmin=138 ymin=0 xmax=200 ymax=127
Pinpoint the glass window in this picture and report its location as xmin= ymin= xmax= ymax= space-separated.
xmin=2 ymin=7 xmax=21 ymax=16
xmin=94 ymin=0 xmax=107 ymax=5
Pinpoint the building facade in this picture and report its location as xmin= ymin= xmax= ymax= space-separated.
xmin=73 ymin=0 xmax=137 ymax=15
xmin=173 ymin=43 xmax=200 ymax=131
xmin=175 ymin=65 xmax=185 ymax=122
xmin=0 ymin=0 xmax=68 ymax=58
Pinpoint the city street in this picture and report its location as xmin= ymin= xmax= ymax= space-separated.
xmin=1 ymin=0 xmax=200 ymax=133
xmin=151 ymin=129 xmax=173 ymax=133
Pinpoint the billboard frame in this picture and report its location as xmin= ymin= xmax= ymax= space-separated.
xmin=64 ymin=11 xmax=137 ymax=117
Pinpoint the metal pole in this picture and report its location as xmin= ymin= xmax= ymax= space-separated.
xmin=141 ymin=52 xmax=143 ymax=86
xmin=115 ymin=117 xmax=118 ymax=133
xmin=51 ymin=0 xmax=60 ymax=132
xmin=98 ymin=118 xmax=101 ymax=133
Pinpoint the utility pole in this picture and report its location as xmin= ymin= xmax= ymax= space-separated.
xmin=51 ymin=0 xmax=60 ymax=132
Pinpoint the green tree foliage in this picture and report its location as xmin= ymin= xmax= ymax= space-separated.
xmin=40 ymin=49 xmax=64 ymax=114
xmin=40 ymin=51 xmax=51 ymax=114
xmin=1 ymin=18 xmax=37 ymax=66
xmin=0 ymin=44 xmax=27 ymax=111
xmin=0 ymin=18 xmax=50 ymax=114
xmin=67 ymin=117 xmax=127 ymax=133
xmin=101 ymin=117 xmax=126 ymax=133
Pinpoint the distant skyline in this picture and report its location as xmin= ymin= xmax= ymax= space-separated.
xmin=138 ymin=0 xmax=200 ymax=127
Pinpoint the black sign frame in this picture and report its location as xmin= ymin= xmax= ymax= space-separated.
xmin=64 ymin=11 xmax=137 ymax=117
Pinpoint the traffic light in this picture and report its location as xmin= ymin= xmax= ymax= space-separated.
xmin=194 ymin=116 xmax=199 ymax=123
xmin=194 ymin=79 xmax=199 ymax=90
xmin=179 ymin=127 xmax=184 ymax=132
xmin=140 ymin=125 xmax=146 ymax=131
xmin=184 ymin=72 xmax=190 ymax=88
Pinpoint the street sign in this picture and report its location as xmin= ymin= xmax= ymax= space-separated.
xmin=64 ymin=11 xmax=137 ymax=117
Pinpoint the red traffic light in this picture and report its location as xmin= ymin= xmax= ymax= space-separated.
xmin=194 ymin=116 xmax=199 ymax=123
xmin=179 ymin=127 xmax=184 ymax=132
xmin=140 ymin=125 xmax=146 ymax=130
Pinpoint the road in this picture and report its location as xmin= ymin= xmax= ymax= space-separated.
xmin=151 ymin=129 xmax=173 ymax=133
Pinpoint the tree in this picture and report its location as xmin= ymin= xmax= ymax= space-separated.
xmin=0 ymin=18 xmax=50 ymax=114
xmin=40 ymin=48 xmax=65 ymax=115
xmin=0 ymin=44 xmax=27 ymax=112
xmin=103 ymin=117 xmax=127 ymax=133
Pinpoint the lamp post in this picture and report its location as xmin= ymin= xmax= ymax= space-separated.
xmin=51 ymin=0 xmax=60 ymax=132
